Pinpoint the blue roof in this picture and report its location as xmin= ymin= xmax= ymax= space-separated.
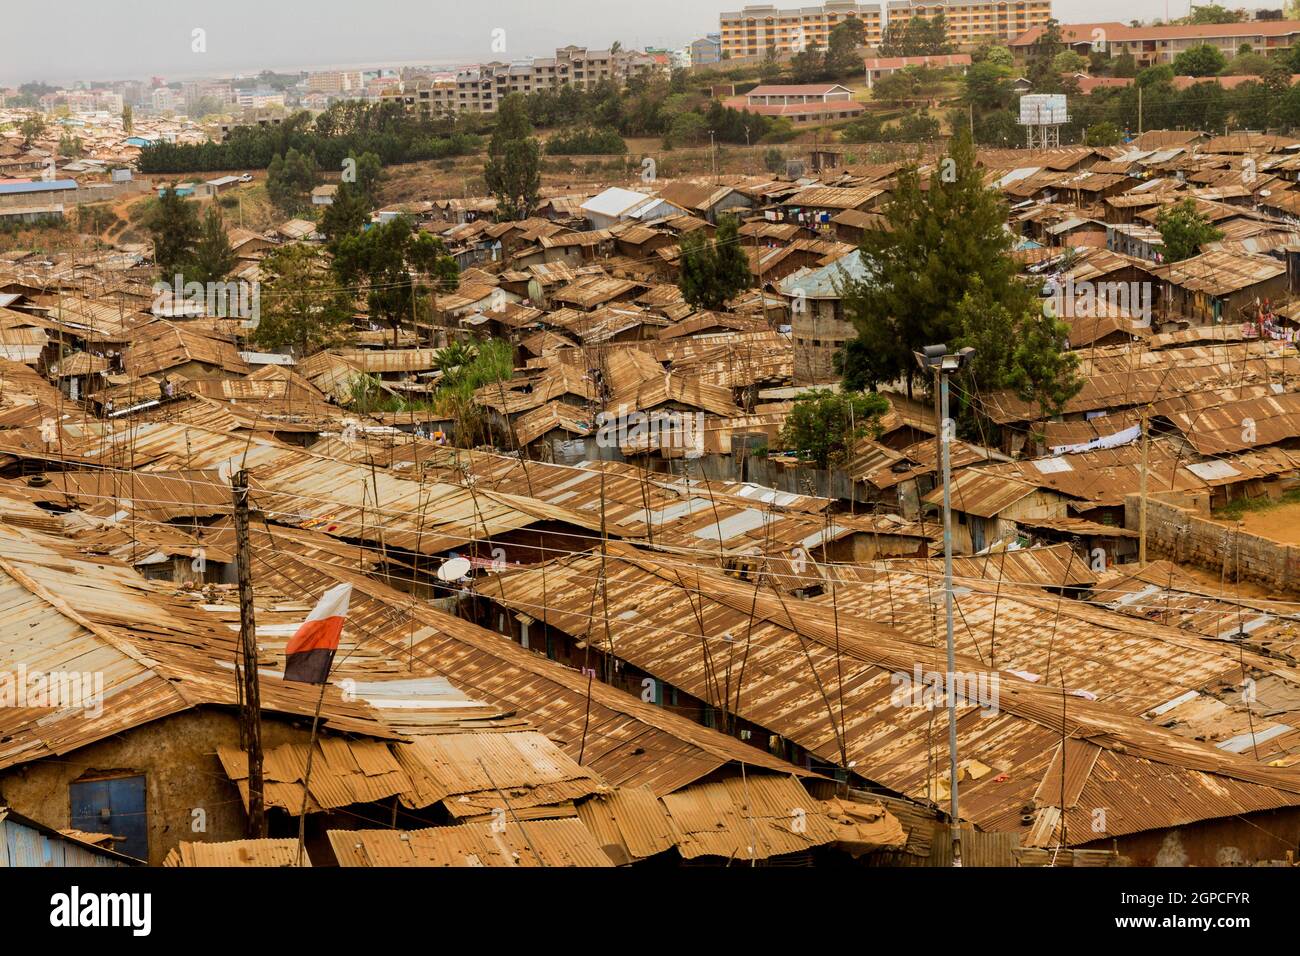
xmin=778 ymin=250 xmax=871 ymax=299
xmin=0 ymin=180 xmax=78 ymax=196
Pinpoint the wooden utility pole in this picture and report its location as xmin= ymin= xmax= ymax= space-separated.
xmin=1137 ymin=85 xmax=1143 ymax=137
xmin=232 ymin=468 xmax=266 ymax=838
xmin=1138 ymin=409 xmax=1149 ymax=566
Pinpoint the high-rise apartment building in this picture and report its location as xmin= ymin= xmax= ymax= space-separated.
xmin=385 ymin=46 xmax=662 ymax=116
xmin=720 ymin=1 xmax=885 ymax=56
xmin=307 ymin=70 xmax=365 ymax=94
xmin=886 ymin=1 xmax=1053 ymax=46
xmin=719 ymin=0 xmax=1052 ymax=57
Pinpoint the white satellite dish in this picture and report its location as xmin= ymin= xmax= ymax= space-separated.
xmin=436 ymin=557 xmax=472 ymax=582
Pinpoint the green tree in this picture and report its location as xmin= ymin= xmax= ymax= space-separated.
xmin=824 ymin=19 xmax=867 ymax=76
xmin=352 ymin=151 xmax=384 ymax=204
xmin=253 ymin=244 xmax=354 ymax=356
xmin=189 ymin=206 xmax=236 ymax=285
xmin=665 ymin=111 xmax=709 ymax=147
xmin=1184 ymin=4 xmax=1242 ymax=23
xmin=1112 ymin=53 xmax=1138 ymax=77
xmin=57 ymin=132 xmax=84 ymax=157
xmin=1173 ymin=43 xmax=1228 ymax=76
xmin=484 ymin=93 xmax=541 ymax=220
xmin=678 ymin=214 xmax=751 ymax=310
xmin=1155 ymin=198 xmax=1223 ymax=262
xmin=792 ymin=41 xmax=827 ymax=83
xmin=953 ymin=278 xmax=1079 ymax=422
xmin=1179 ymin=80 xmax=1230 ymax=132
xmin=840 ymin=128 xmax=1074 ymax=415
xmin=19 ymin=114 xmax=46 ymax=144
xmin=984 ymin=45 xmax=1014 ymax=68
xmin=121 ymin=104 xmax=133 ymax=134
xmin=1086 ymin=120 xmax=1122 ymax=145
xmin=880 ymin=14 xmax=953 ymax=57
xmin=973 ymin=109 xmax=1021 ymax=146
xmin=1137 ymin=63 xmax=1175 ymax=87
xmin=331 ymin=215 xmax=459 ymax=345
xmin=1223 ymin=51 xmax=1271 ymax=75
xmin=779 ymin=389 xmax=889 ymax=467
xmin=1052 ymin=50 xmax=1087 ymax=74
xmin=147 ymin=186 xmax=202 ymax=280
xmin=266 ymin=147 xmax=320 ymax=214
xmin=840 ymin=112 xmax=883 ymax=143
xmin=964 ymin=61 xmax=1013 ymax=111
xmin=1026 ymin=18 xmax=1065 ymax=91
xmin=890 ymin=110 xmax=940 ymax=142
xmin=873 ymin=70 xmax=921 ymax=105
xmin=320 ymin=182 xmax=370 ymax=242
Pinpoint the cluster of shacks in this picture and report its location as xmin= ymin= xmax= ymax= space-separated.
xmin=6 ymin=126 xmax=1300 ymax=867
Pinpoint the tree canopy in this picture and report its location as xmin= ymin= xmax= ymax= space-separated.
xmin=839 ymin=129 xmax=1079 ymax=421
xmin=779 ymin=390 xmax=889 ymax=467
xmin=1173 ymin=43 xmax=1228 ymax=76
xmin=677 ymin=215 xmax=751 ymax=311
xmin=1156 ymin=198 xmax=1223 ymax=261
xmin=484 ymin=94 xmax=542 ymax=220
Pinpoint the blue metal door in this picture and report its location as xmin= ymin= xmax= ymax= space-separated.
xmin=70 ymin=775 xmax=147 ymax=861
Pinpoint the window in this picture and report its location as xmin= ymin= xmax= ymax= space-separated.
xmin=70 ymin=773 xmax=148 ymax=861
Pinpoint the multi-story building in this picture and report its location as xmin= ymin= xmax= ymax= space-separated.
xmin=886 ymin=0 xmax=1052 ymax=46
xmin=235 ymin=88 xmax=286 ymax=110
xmin=150 ymin=87 xmax=176 ymax=113
xmin=691 ymin=33 xmax=724 ymax=67
xmin=307 ymin=70 xmax=365 ymax=94
xmin=719 ymin=0 xmax=1051 ymax=57
xmin=1010 ymin=19 xmax=1300 ymax=67
xmin=385 ymin=46 xmax=663 ymax=116
xmin=720 ymin=2 xmax=885 ymax=56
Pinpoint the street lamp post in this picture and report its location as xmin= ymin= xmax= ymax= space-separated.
xmin=914 ymin=343 xmax=975 ymax=868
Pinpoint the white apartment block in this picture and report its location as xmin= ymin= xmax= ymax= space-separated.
xmin=384 ymin=45 xmax=663 ymax=116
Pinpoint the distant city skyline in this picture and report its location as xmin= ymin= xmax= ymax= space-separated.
xmin=3 ymin=0 xmax=1211 ymax=87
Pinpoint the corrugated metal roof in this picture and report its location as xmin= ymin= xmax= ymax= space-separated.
xmin=163 ymin=838 xmax=305 ymax=867
xmin=328 ymin=817 xmax=613 ymax=867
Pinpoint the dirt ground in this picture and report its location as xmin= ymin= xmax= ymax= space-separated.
xmin=1209 ymin=499 xmax=1300 ymax=548
xmin=1167 ymin=562 xmax=1288 ymax=602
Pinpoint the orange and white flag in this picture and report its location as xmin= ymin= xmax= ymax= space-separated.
xmin=283 ymin=583 xmax=351 ymax=684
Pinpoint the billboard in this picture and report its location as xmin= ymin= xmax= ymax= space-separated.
xmin=1019 ymin=94 xmax=1068 ymax=125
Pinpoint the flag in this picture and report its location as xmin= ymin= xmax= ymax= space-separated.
xmin=283 ymin=583 xmax=351 ymax=684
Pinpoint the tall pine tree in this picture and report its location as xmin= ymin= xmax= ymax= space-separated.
xmin=484 ymin=94 xmax=541 ymax=221
xmin=189 ymin=206 xmax=236 ymax=285
xmin=147 ymin=185 xmax=201 ymax=281
xmin=840 ymin=129 xmax=1079 ymax=419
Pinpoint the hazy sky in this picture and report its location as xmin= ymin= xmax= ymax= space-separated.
xmin=3 ymin=0 xmax=1202 ymax=86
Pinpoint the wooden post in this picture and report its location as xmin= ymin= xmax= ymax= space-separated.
xmin=1139 ymin=409 xmax=1149 ymax=566
xmin=232 ymin=468 xmax=266 ymax=838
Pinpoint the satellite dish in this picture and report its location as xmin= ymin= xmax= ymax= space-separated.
xmin=436 ymin=557 xmax=472 ymax=582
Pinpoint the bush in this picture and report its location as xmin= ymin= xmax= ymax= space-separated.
xmin=779 ymin=390 xmax=890 ymax=468
xmin=545 ymin=126 xmax=627 ymax=155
